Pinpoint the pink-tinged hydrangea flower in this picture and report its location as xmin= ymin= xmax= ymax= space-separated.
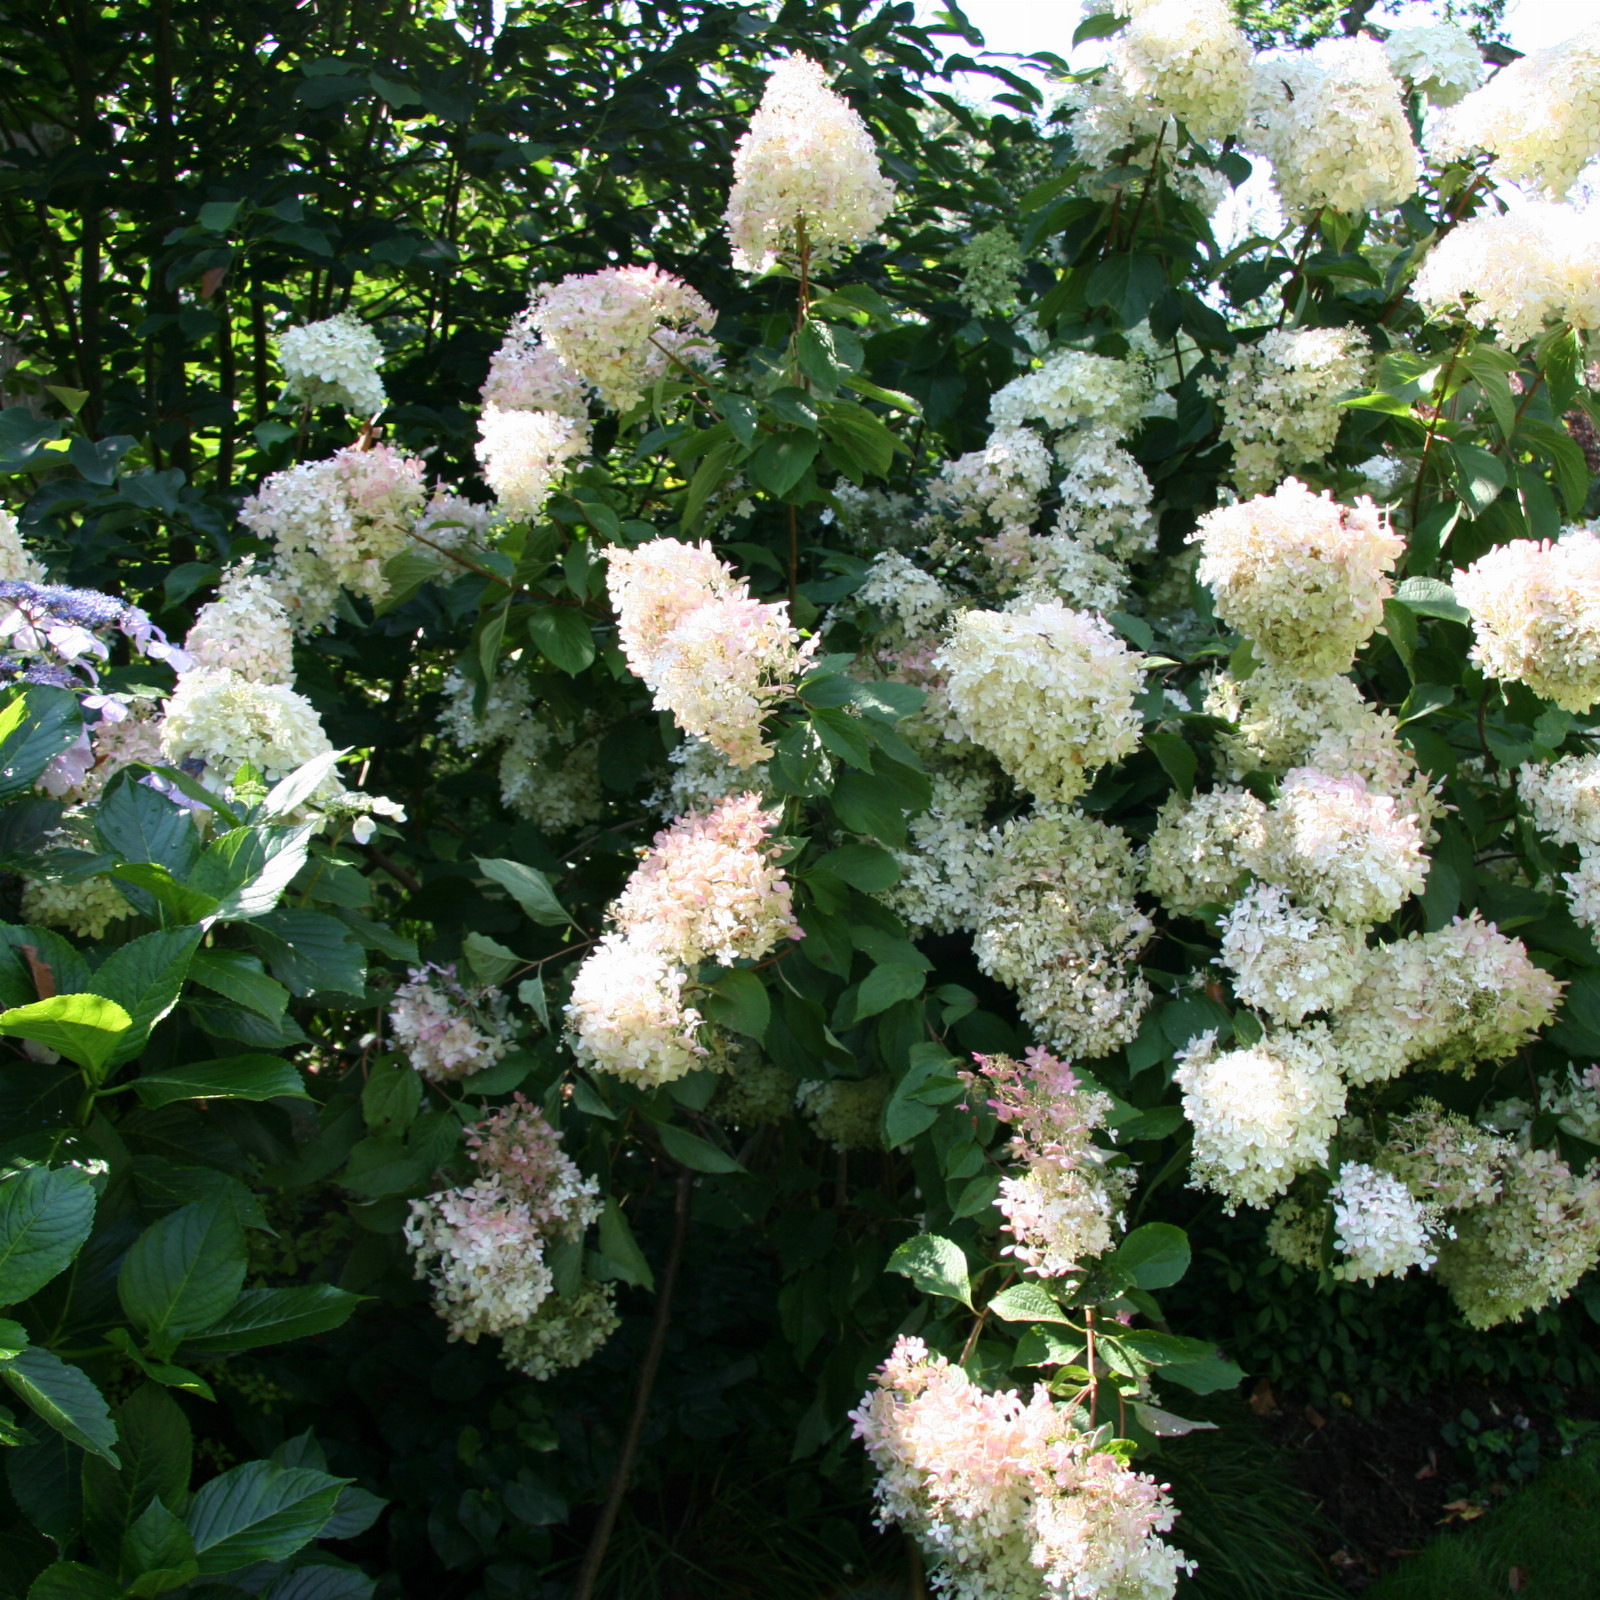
xmin=160 ymin=667 xmax=332 ymax=786
xmin=937 ymin=599 xmax=1145 ymax=804
xmin=606 ymin=538 xmax=740 ymax=672
xmin=183 ymin=567 xmax=295 ymax=685
xmin=277 ymin=312 xmax=386 ymax=416
xmin=531 ymin=265 xmax=716 ymax=412
xmin=725 ymin=54 xmax=896 ymax=274
xmin=850 ymin=1335 xmax=1191 ymax=1600
xmin=611 ymin=792 xmax=799 ymax=966
xmin=475 ymin=405 xmax=587 ymax=523
xmin=465 ymin=1095 xmax=601 ymax=1236
xmin=1174 ymin=1026 xmax=1346 ymax=1211
xmin=564 ymin=933 xmax=705 ymax=1086
xmin=481 ymin=308 xmax=589 ymax=417
xmin=1191 ymin=480 xmax=1400 ymax=674
xmin=389 ymin=962 xmax=515 ymax=1083
xmin=1455 ymin=525 xmax=1600 ymax=711
xmin=1328 ymin=1162 xmax=1442 ymax=1285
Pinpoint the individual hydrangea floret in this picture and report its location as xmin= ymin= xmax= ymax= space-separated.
xmin=937 ymin=600 xmax=1144 ymax=804
xmin=1191 ymin=480 xmax=1401 ymax=673
xmin=725 ymin=53 xmax=896 ymax=274
xmin=1218 ymin=882 xmax=1366 ymax=1025
xmin=278 ymin=312 xmax=386 ymax=416
xmin=1144 ymin=787 xmax=1268 ymax=916
xmin=1455 ymin=526 xmax=1600 ymax=712
xmin=1384 ymin=23 xmax=1484 ymax=107
xmin=389 ymin=962 xmax=516 ymax=1083
xmin=1328 ymin=1162 xmax=1441 ymax=1285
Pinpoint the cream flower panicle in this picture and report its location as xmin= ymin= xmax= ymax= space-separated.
xmin=1113 ymin=0 xmax=1252 ymax=144
xmin=475 ymin=405 xmax=588 ymax=523
xmin=390 ymin=962 xmax=516 ymax=1083
xmin=1328 ymin=1162 xmax=1442 ymax=1285
xmin=564 ymin=933 xmax=705 ymax=1087
xmin=1144 ymin=787 xmax=1268 ymax=916
xmin=725 ymin=53 xmax=896 ymax=274
xmin=183 ymin=567 xmax=295 ymax=685
xmin=160 ymin=667 xmax=332 ymax=786
xmin=1218 ymin=882 xmax=1365 ymax=1025
xmin=1384 ymin=23 xmax=1484 ymax=107
xmin=481 ymin=307 xmax=589 ymax=417
xmin=277 ymin=311 xmax=386 ymax=416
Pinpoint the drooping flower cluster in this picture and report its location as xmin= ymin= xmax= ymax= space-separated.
xmin=500 ymin=1281 xmax=621 ymax=1380
xmin=564 ymin=934 xmax=706 ymax=1087
xmin=1431 ymin=23 xmax=1600 ymax=199
xmin=1210 ymin=329 xmax=1369 ymax=495
xmin=967 ymin=1047 xmax=1132 ymax=1279
xmin=1245 ymin=38 xmax=1419 ymax=217
xmin=531 ymin=265 xmax=717 ymax=412
xmin=725 ymin=53 xmax=896 ymax=274
xmin=1455 ymin=525 xmax=1600 ymax=712
xmin=932 ymin=427 xmax=1054 ymax=530
xmin=851 ymin=1337 xmax=1190 ymax=1600
xmin=976 ymin=810 xmax=1153 ymax=1060
xmin=475 ymin=405 xmax=588 ymax=522
xmin=605 ymin=538 xmax=814 ymax=766
xmin=405 ymin=1097 xmax=607 ymax=1374
xmin=277 ymin=312 xmax=387 ymax=417
xmin=1383 ymin=23 xmax=1483 ymax=107
xmin=389 ymin=962 xmax=517 ymax=1083
xmin=938 ymin=601 xmax=1144 ymax=804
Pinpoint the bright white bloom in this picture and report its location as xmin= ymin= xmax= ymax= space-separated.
xmin=989 ymin=351 xmax=1150 ymax=439
xmin=160 ymin=667 xmax=332 ymax=784
xmin=1211 ymin=328 xmax=1369 ymax=495
xmin=1218 ymin=883 xmax=1365 ymax=1025
xmin=1384 ymin=24 xmax=1484 ymax=106
xmin=931 ymin=427 xmax=1053 ymax=528
xmin=1455 ymin=526 xmax=1600 ymax=711
xmin=852 ymin=1337 xmax=1190 ymax=1600
xmin=531 ymin=265 xmax=717 ymax=412
xmin=1205 ymin=666 xmax=1370 ymax=778
xmin=0 ymin=509 xmax=45 ymax=582
xmin=1193 ymin=480 xmax=1401 ymax=675
xmin=975 ymin=810 xmax=1153 ymax=1060
xmin=938 ymin=601 xmax=1144 ymax=804
xmin=1412 ymin=203 xmax=1600 ymax=347
xmin=1519 ymin=754 xmax=1600 ymax=849
xmin=482 ymin=308 xmax=589 ymax=417
xmin=855 ymin=551 xmax=954 ymax=641
xmin=795 ymin=1077 xmax=888 ymax=1151
xmin=884 ymin=767 xmax=1000 ymax=935
xmin=278 ymin=312 xmax=386 ymax=416
xmin=606 ymin=538 xmax=739 ymax=673
xmin=1144 ymin=788 xmax=1268 ymax=916
xmin=1246 ymin=39 xmax=1418 ymax=217
xmin=1114 ymin=0 xmax=1252 ymax=143
xmin=21 ymin=874 xmax=132 ymax=940
xmin=1052 ymin=432 xmax=1156 ymax=558
xmin=1259 ymin=767 xmax=1427 ymax=927
xmin=1305 ymin=706 xmax=1442 ymax=835
xmin=475 ymin=405 xmax=587 ymax=523
xmin=1175 ymin=1027 xmax=1346 ymax=1211
xmin=725 ymin=53 xmax=896 ymax=273
xmin=1328 ymin=1162 xmax=1440 ymax=1285
xmin=501 ymin=1282 xmax=620 ymax=1380
xmin=565 ymin=934 xmax=704 ymax=1086
xmin=1431 ymin=23 xmax=1600 ymax=199
xmin=1332 ymin=914 xmax=1562 ymax=1084
xmin=183 ymin=567 xmax=295 ymax=684
xmin=439 ymin=665 xmax=531 ymax=751
xmin=1562 ymin=852 xmax=1600 ymax=932
xmin=390 ymin=962 xmax=515 ymax=1083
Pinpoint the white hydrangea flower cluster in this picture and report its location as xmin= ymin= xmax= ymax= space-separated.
xmin=852 ymin=1337 xmax=1191 ymax=1600
xmin=979 ymin=525 xmax=1130 ymax=614
xmin=1431 ymin=23 xmax=1600 ymax=199
xmin=565 ymin=934 xmax=706 ymax=1087
xmin=160 ymin=667 xmax=332 ymax=786
xmin=937 ymin=600 xmax=1144 ymax=804
xmin=1174 ymin=1027 xmax=1347 ymax=1210
xmin=650 ymin=735 xmax=768 ymax=820
xmin=1204 ymin=665 xmax=1368 ymax=777
xmin=389 ymin=961 xmax=516 ymax=1083
xmin=1217 ymin=882 xmax=1365 ymax=1025
xmin=1210 ymin=329 xmax=1369 ymax=495
xmin=1245 ymin=38 xmax=1418 ymax=217
xmin=1412 ymin=204 xmax=1600 ymax=348
xmin=1384 ymin=23 xmax=1484 ymax=107
xmin=951 ymin=227 xmax=1024 ymax=316
xmin=21 ymin=873 xmax=132 ymax=940
xmin=500 ymin=1281 xmax=621 ymax=1381
xmin=475 ymin=405 xmax=587 ymax=523
xmin=989 ymin=351 xmax=1151 ymax=440
xmin=1191 ymin=480 xmax=1400 ymax=674
xmin=1327 ymin=1161 xmax=1442 ymax=1285
xmin=725 ymin=53 xmax=896 ymax=274
xmin=795 ymin=1076 xmax=887 ymax=1151
xmin=1144 ymin=788 xmax=1267 ymax=916
xmin=182 ymin=567 xmax=295 ymax=685
xmin=931 ymin=426 xmax=1053 ymax=529
xmin=0 ymin=509 xmax=46 ymax=582
xmin=975 ymin=810 xmax=1153 ymax=1060
xmin=498 ymin=719 xmax=605 ymax=833
xmin=710 ymin=1040 xmax=794 ymax=1130
xmin=854 ymin=550 xmax=955 ymax=644
xmin=1112 ymin=0 xmax=1252 ymax=144
xmin=1052 ymin=432 xmax=1157 ymax=560
xmin=277 ymin=311 xmax=386 ymax=417
xmin=605 ymin=537 xmax=815 ymax=767
xmin=481 ymin=307 xmax=589 ymax=417
xmin=531 ymin=264 xmax=717 ymax=412
xmin=1455 ymin=525 xmax=1600 ymax=712
xmin=413 ymin=489 xmax=492 ymax=554
xmin=883 ymin=767 xmax=1000 ymax=935
xmin=1519 ymin=755 xmax=1600 ymax=932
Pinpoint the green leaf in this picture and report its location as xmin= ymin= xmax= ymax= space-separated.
xmin=184 ymin=1460 xmax=348 ymax=1575
xmin=27 ymin=1563 xmax=120 ymax=1600
xmin=362 ymin=1060 xmax=421 ymax=1137
xmin=193 ymin=823 xmax=317 ymax=920
xmin=809 ymin=706 xmax=875 ymax=770
xmin=83 ymin=1383 xmax=192 ymax=1567
xmin=108 ymin=863 xmax=220 ymax=926
xmin=132 ymin=1054 xmax=308 ymax=1109
xmin=682 ymin=435 xmax=740 ymax=531
xmin=797 ymin=320 xmax=842 ymax=389
xmin=0 ymin=1166 xmax=96 ymax=1307
xmin=247 ymin=909 xmax=366 ymax=998
xmin=179 ymin=1286 xmax=363 ymax=1354
xmin=92 ymin=928 xmax=203 ymax=1069
xmin=887 ymin=1234 xmax=973 ymax=1309
xmin=1073 ymin=9 xmax=1126 ymax=44
xmin=1160 ymin=1354 xmax=1246 ymax=1395
xmin=1 ymin=1348 xmax=118 ymax=1464
xmin=703 ymin=969 xmax=769 ymax=1040
xmin=1086 ymin=253 xmax=1166 ymax=326
xmin=1117 ymin=1331 xmax=1218 ymax=1366
xmin=0 ymin=995 xmax=132 ymax=1076
xmin=748 ymin=432 xmax=819 ymax=499
xmin=882 ymin=1043 xmax=960 ymax=1147
xmin=812 ymin=843 xmax=899 ymax=893
xmin=475 ymin=857 xmax=570 ymax=926
xmin=1446 ymin=441 xmax=1506 ymax=517
xmin=117 ymin=1199 xmax=248 ymax=1355
xmin=188 ymin=950 xmax=289 ymax=1021
xmin=854 ymin=963 xmax=924 ymax=1020
xmin=0 ymin=689 xmax=82 ymax=805
xmin=375 ymin=545 xmax=445 ymax=616
xmin=265 ymin=1567 xmax=377 ymax=1600
xmin=94 ymin=777 xmax=198 ymax=874
xmin=595 ymin=1199 xmax=655 ymax=1291
xmin=1393 ymin=576 xmax=1469 ymax=624
xmin=258 ymin=751 xmax=346 ymax=821
xmin=1144 ymin=732 xmax=1196 ymax=797
xmin=988 ymin=1282 xmax=1075 ymax=1324
xmin=462 ymin=931 xmax=519 ymax=987
xmin=655 ymin=1122 xmax=745 ymax=1174
xmin=527 ymin=606 xmax=596 ymax=675
xmin=119 ymin=1498 xmax=197 ymax=1596
xmin=1112 ymin=1223 xmax=1191 ymax=1289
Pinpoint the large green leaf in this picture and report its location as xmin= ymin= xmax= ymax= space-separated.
xmin=94 ymin=778 xmax=199 ymax=875
xmin=1112 ymin=1223 xmax=1191 ymax=1290
xmin=187 ymin=949 xmax=290 ymax=1021
xmin=887 ymin=1234 xmax=973 ymax=1309
xmin=5 ymin=1430 xmax=83 ymax=1545
xmin=653 ymin=1122 xmax=745 ymax=1175
xmin=119 ymin=1498 xmax=198 ymax=1596
xmin=26 ymin=1562 xmax=120 ymax=1600
xmin=92 ymin=928 xmax=203 ymax=1069
xmin=0 ymin=688 xmax=82 ymax=805
xmin=192 ymin=823 xmax=316 ymax=921
xmin=526 ymin=606 xmax=596 ymax=674
xmin=117 ymin=1199 xmax=248 ymax=1356
xmin=0 ymin=1166 xmax=96 ymax=1307
xmin=264 ymin=1565 xmax=377 ymax=1600
xmin=179 ymin=1286 xmax=363 ymax=1354
xmin=0 ymin=1347 xmax=119 ymax=1464
xmin=258 ymin=751 xmax=345 ymax=821
xmin=0 ymin=994 xmax=132 ymax=1077
xmin=474 ymin=857 xmax=570 ymax=926
xmin=184 ymin=1460 xmax=348 ymax=1575
xmin=132 ymin=1054 xmax=308 ymax=1109
xmin=83 ymin=1384 xmax=192 ymax=1567
xmin=246 ymin=910 xmax=365 ymax=998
